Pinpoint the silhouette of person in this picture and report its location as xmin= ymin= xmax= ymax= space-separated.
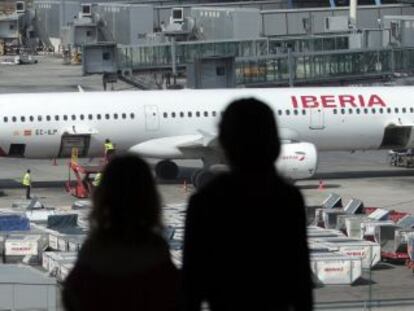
xmin=63 ymin=155 xmax=179 ymax=311
xmin=182 ymin=98 xmax=313 ymax=311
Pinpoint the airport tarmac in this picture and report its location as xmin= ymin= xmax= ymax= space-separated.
xmin=1 ymin=151 xmax=414 ymax=310
xmin=1 ymin=55 xmax=414 ymax=310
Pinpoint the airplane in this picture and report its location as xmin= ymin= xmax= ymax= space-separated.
xmin=0 ymin=87 xmax=412 ymax=187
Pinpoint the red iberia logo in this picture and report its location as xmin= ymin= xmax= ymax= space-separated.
xmin=24 ymin=130 xmax=32 ymax=136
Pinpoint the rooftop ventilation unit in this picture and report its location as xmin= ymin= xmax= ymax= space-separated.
xmin=16 ymin=1 xmax=26 ymax=13
xmin=81 ymin=4 xmax=92 ymax=17
xmin=171 ymin=8 xmax=184 ymax=24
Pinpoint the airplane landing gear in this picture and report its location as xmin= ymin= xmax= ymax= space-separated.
xmin=155 ymin=160 xmax=179 ymax=180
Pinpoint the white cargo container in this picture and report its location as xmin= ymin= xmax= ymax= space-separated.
xmin=361 ymin=220 xmax=394 ymax=240
xmin=310 ymin=252 xmax=362 ymax=285
xmin=43 ymin=252 xmax=77 ymax=274
xmin=368 ymin=209 xmax=390 ymax=221
xmin=315 ymin=238 xmax=381 ymax=269
xmin=57 ymin=235 xmax=70 ymax=252
xmin=5 ymin=235 xmax=41 ymax=263
xmin=307 ymin=228 xmax=344 ymax=239
xmin=322 ymin=209 xmax=346 ymax=229
xmin=25 ymin=209 xmax=56 ymax=222
xmin=67 ymin=235 xmax=86 ymax=252
xmin=59 ymin=262 xmax=75 ymax=281
xmin=344 ymin=216 xmax=369 ymax=239
xmin=48 ymin=231 xmax=61 ymax=250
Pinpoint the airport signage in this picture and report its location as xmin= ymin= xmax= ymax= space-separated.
xmin=291 ymin=94 xmax=386 ymax=109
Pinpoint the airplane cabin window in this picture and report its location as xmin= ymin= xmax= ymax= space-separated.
xmin=21 ymin=116 xmax=26 ymax=122
xmin=80 ymin=114 xmax=85 ymax=120
xmin=372 ymin=108 xmax=376 ymax=114
xmin=130 ymin=113 xmax=135 ymax=119
xmin=196 ymin=112 xmax=200 ymax=117
xmin=63 ymin=115 xmax=68 ymax=121
xmin=302 ymin=110 xmax=306 ymax=115
xmin=333 ymin=109 xmax=337 ymax=114
xmin=46 ymin=116 xmax=51 ymax=121
xmin=37 ymin=116 xmax=42 ymax=121
xmin=356 ymin=108 xmax=361 ymax=114
xmin=204 ymin=111 xmax=208 ymax=117
xmin=180 ymin=112 xmax=184 ymax=118
xmin=387 ymin=108 xmax=392 ymax=113
xmin=379 ymin=108 xmax=384 ymax=114
xmin=3 ymin=117 xmax=7 ymax=123
xmin=212 ymin=111 xmax=217 ymax=117
xmin=113 ymin=114 xmax=118 ymax=120
xmin=172 ymin=112 xmax=176 ymax=118
xmin=88 ymin=114 xmax=93 ymax=120
xmin=402 ymin=108 xmax=407 ymax=113
xmin=410 ymin=108 xmax=414 ymax=113
xmin=105 ymin=114 xmax=110 ymax=120
xmin=294 ymin=110 xmax=298 ymax=115
xmin=97 ymin=114 xmax=102 ymax=120
xmin=395 ymin=108 xmax=399 ymax=113
xmin=72 ymin=115 xmax=76 ymax=121
xmin=285 ymin=110 xmax=290 ymax=116
xmin=163 ymin=112 xmax=168 ymax=118
xmin=278 ymin=110 xmax=282 ymax=116
xmin=341 ymin=109 xmax=345 ymax=114
xmin=12 ymin=116 xmax=17 ymax=122
xmin=55 ymin=115 xmax=59 ymax=121
xmin=29 ymin=116 xmax=34 ymax=122
xmin=348 ymin=109 xmax=353 ymax=114
xmin=188 ymin=112 xmax=192 ymax=117
xmin=364 ymin=108 xmax=368 ymax=114
xmin=121 ymin=113 xmax=126 ymax=119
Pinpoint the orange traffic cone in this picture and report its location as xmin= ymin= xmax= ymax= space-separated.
xmin=318 ymin=180 xmax=325 ymax=191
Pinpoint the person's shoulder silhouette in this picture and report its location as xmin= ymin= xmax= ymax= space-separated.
xmin=63 ymin=155 xmax=178 ymax=311
xmin=182 ymin=98 xmax=313 ymax=311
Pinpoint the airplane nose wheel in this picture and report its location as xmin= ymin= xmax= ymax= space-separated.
xmin=155 ymin=160 xmax=179 ymax=180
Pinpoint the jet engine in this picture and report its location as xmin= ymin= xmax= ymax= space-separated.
xmin=276 ymin=142 xmax=318 ymax=180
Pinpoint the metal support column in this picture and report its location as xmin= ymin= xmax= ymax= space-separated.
xmin=329 ymin=0 xmax=336 ymax=8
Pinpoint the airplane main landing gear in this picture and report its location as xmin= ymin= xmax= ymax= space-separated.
xmin=155 ymin=160 xmax=179 ymax=180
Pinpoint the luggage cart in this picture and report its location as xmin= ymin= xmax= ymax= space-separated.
xmin=65 ymin=161 xmax=104 ymax=198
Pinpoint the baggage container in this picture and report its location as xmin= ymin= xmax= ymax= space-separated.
xmin=321 ymin=193 xmax=342 ymax=209
xmin=72 ymin=200 xmax=91 ymax=210
xmin=313 ymin=237 xmax=381 ymax=269
xmin=59 ymin=263 xmax=75 ymax=281
xmin=0 ymin=213 xmax=30 ymax=231
xmin=67 ymin=235 xmax=86 ymax=252
xmin=307 ymin=227 xmax=344 ymax=239
xmin=322 ymin=209 xmax=346 ymax=229
xmin=361 ymin=220 xmax=394 ymax=240
xmin=57 ymin=235 xmax=70 ymax=252
xmin=397 ymin=215 xmax=414 ymax=229
xmin=344 ymin=215 xmax=369 ymax=239
xmin=25 ymin=210 xmax=56 ymax=223
xmin=343 ymin=199 xmax=364 ymax=215
xmin=310 ymin=252 xmax=362 ymax=285
xmin=407 ymin=233 xmax=414 ymax=261
xmin=48 ymin=230 xmax=61 ymax=251
xmin=314 ymin=208 xmax=325 ymax=227
xmin=4 ymin=235 xmax=41 ymax=263
xmin=42 ymin=251 xmax=77 ymax=274
xmin=368 ymin=209 xmax=390 ymax=221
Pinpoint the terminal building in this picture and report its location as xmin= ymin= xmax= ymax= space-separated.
xmin=8 ymin=0 xmax=414 ymax=88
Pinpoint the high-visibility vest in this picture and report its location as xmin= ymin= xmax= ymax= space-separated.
xmin=93 ymin=173 xmax=102 ymax=187
xmin=104 ymin=142 xmax=114 ymax=152
xmin=22 ymin=173 xmax=31 ymax=186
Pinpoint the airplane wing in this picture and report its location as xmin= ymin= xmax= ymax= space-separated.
xmin=128 ymin=127 xmax=300 ymax=159
xmin=128 ymin=130 xmax=219 ymax=159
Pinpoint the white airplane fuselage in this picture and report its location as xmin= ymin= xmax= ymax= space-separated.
xmin=0 ymin=87 xmax=412 ymax=163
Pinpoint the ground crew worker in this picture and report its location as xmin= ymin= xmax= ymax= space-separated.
xmin=93 ymin=172 xmax=102 ymax=187
xmin=104 ymin=138 xmax=115 ymax=161
xmin=22 ymin=169 xmax=31 ymax=200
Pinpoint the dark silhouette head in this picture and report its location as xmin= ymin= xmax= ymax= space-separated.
xmin=27 ymin=169 xmax=30 ymax=173
xmin=90 ymin=155 xmax=162 ymax=241
xmin=105 ymin=138 xmax=110 ymax=143
xmin=219 ymin=97 xmax=280 ymax=171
